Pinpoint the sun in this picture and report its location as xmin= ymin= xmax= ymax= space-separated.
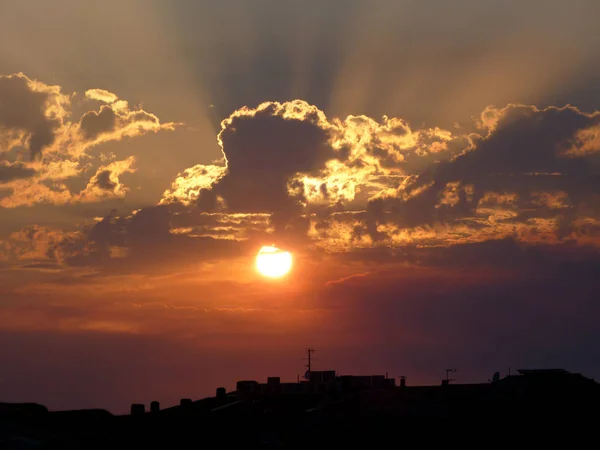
xmin=256 ymin=246 xmax=293 ymax=278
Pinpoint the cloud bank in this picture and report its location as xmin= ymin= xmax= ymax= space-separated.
xmin=0 ymin=73 xmax=177 ymax=208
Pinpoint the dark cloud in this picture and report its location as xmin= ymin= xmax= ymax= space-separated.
xmin=92 ymin=169 xmax=118 ymax=191
xmin=167 ymin=102 xmax=340 ymax=234
xmin=0 ymin=161 xmax=36 ymax=182
xmin=157 ymin=102 xmax=600 ymax=257
xmin=3 ymin=225 xmax=88 ymax=266
xmin=433 ymin=106 xmax=599 ymax=198
xmin=0 ymin=74 xmax=61 ymax=159
xmin=126 ymin=205 xmax=173 ymax=252
xmin=87 ymin=209 xmax=127 ymax=250
xmin=19 ymin=262 xmax=63 ymax=270
xmin=0 ymin=72 xmax=177 ymax=208
xmin=365 ymin=105 xmax=600 ymax=240
xmin=61 ymin=205 xmax=253 ymax=273
xmin=213 ymin=103 xmax=334 ymax=213
xmin=79 ymin=105 xmax=117 ymax=140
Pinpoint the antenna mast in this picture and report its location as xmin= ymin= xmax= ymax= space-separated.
xmin=446 ymin=368 xmax=457 ymax=383
xmin=306 ymin=347 xmax=316 ymax=372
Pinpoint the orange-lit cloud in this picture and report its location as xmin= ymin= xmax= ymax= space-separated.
xmin=0 ymin=72 xmax=177 ymax=208
xmin=2 ymin=85 xmax=600 ymax=267
xmin=76 ymin=156 xmax=136 ymax=202
xmin=3 ymin=225 xmax=86 ymax=267
xmin=160 ymin=164 xmax=227 ymax=206
xmin=162 ymin=99 xmax=469 ymax=233
xmin=0 ymin=73 xmax=70 ymax=159
xmin=32 ymin=98 xmax=593 ymax=272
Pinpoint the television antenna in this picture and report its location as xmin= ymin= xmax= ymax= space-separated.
xmin=303 ymin=348 xmax=316 ymax=380
xmin=446 ymin=368 xmax=457 ymax=383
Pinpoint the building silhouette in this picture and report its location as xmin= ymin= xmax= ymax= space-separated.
xmin=1 ymin=364 xmax=599 ymax=447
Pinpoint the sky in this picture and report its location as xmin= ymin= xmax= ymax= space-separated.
xmin=1 ymin=0 xmax=600 ymax=413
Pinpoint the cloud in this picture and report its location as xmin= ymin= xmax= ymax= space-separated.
xmin=1 ymin=157 xmax=136 ymax=208
xmin=76 ymin=156 xmax=136 ymax=203
xmin=159 ymin=164 xmax=227 ymax=206
xmin=562 ymin=124 xmax=600 ymax=157
xmin=0 ymin=179 xmax=73 ymax=208
xmin=0 ymin=73 xmax=69 ymax=159
xmin=79 ymin=105 xmax=118 ymax=140
xmin=161 ymin=100 xmax=466 ymax=236
xmin=0 ymin=161 xmax=36 ymax=182
xmin=348 ymin=104 xmax=600 ymax=248
xmin=3 ymin=225 xmax=87 ymax=266
xmin=76 ymin=103 xmax=176 ymax=153
xmin=214 ymin=101 xmax=335 ymax=215
xmin=25 ymin=204 xmax=254 ymax=273
xmin=170 ymin=211 xmax=272 ymax=241
xmin=154 ymin=100 xmax=600 ymax=256
xmin=290 ymin=115 xmax=466 ymax=206
xmin=325 ymin=271 xmax=373 ymax=287
xmin=85 ymin=88 xmax=119 ymax=104
xmin=160 ymin=100 xmax=339 ymax=233
xmin=5 ymin=95 xmax=600 ymax=273
xmin=0 ymin=72 xmax=177 ymax=208
xmin=0 ymin=73 xmax=176 ymax=162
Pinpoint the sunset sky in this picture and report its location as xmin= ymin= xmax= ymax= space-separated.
xmin=2 ymin=0 xmax=600 ymax=413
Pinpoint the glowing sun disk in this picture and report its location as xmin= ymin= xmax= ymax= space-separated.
xmin=256 ymin=246 xmax=293 ymax=278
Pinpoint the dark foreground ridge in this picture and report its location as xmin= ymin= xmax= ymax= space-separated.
xmin=2 ymin=368 xmax=599 ymax=448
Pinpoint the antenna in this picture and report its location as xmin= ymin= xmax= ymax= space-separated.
xmin=306 ymin=348 xmax=316 ymax=371
xmin=304 ymin=348 xmax=316 ymax=380
xmin=446 ymin=368 xmax=457 ymax=383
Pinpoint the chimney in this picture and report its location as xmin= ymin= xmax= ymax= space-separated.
xmin=216 ymin=387 xmax=226 ymax=399
xmin=150 ymin=401 xmax=160 ymax=413
xmin=400 ymin=376 xmax=406 ymax=388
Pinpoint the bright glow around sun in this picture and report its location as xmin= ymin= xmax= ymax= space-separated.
xmin=256 ymin=246 xmax=293 ymax=278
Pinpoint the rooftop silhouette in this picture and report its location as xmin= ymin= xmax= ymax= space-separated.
xmin=1 ymin=362 xmax=599 ymax=448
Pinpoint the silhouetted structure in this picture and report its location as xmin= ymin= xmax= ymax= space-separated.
xmin=216 ymin=387 xmax=227 ymax=400
xmin=442 ymin=368 xmax=457 ymax=385
xmin=0 ymin=402 xmax=47 ymax=418
xmin=2 ymin=367 xmax=599 ymax=447
xmin=130 ymin=403 xmax=145 ymax=415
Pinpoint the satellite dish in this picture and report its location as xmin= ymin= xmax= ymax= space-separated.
xmin=492 ymin=372 xmax=500 ymax=383
xmin=304 ymin=370 xmax=311 ymax=380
